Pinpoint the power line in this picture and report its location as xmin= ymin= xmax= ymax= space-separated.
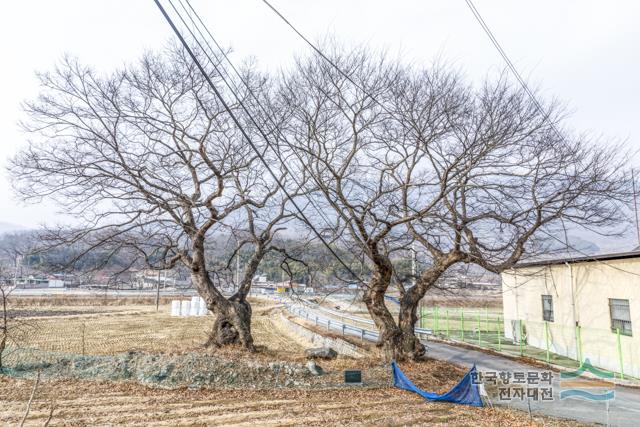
xmin=167 ymin=0 xmax=367 ymax=283
xmin=260 ymin=0 xmax=403 ymax=121
xmin=160 ymin=0 xmax=638 ymax=286
xmin=463 ymin=0 xmax=550 ymax=126
xmin=174 ymin=0 xmax=425 ymax=287
xmin=462 ymin=0 xmax=639 ymax=276
xmin=261 ymin=0 xmax=638 ymax=280
xmin=174 ymin=0 xmax=357 ymax=261
xmin=152 ymin=0 xmax=363 ymax=284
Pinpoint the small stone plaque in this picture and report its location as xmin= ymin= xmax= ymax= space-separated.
xmin=344 ymin=370 xmax=362 ymax=384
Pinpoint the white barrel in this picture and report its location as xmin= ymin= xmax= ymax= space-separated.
xmin=190 ymin=296 xmax=199 ymax=316
xmin=195 ymin=297 xmax=200 ymax=316
xmin=170 ymin=300 xmax=181 ymax=316
xmin=198 ymin=297 xmax=208 ymax=316
xmin=180 ymin=300 xmax=191 ymax=317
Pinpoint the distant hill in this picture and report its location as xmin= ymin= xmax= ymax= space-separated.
xmin=0 ymin=222 xmax=27 ymax=235
xmin=560 ymin=235 xmax=601 ymax=255
xmin=514 ymin=234 xmax=600 ymax=265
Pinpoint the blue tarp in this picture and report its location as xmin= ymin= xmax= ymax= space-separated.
xmin=391 ymin=361 xmax=483 ymax=407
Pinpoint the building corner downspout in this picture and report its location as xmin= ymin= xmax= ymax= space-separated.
xmin=512 ymin=268 xmax=519 ymax=321
xmin=565 ymin=262 xmax=579 ymax=361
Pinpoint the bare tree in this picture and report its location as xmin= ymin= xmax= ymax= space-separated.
xmin=281 ymin=47 xmax=469 ymax=359
xmin=9 ymin=44 xmax=291 ymax=351
xmin=400 ymin=76 xmax=631 ymax=357
xmin=284 ymin=46 xmax=630 ymax=360
xmin=0 ymin=265 xmax=36 ymax=370
xmin=206 ymin=185 xmax=308 ymax=347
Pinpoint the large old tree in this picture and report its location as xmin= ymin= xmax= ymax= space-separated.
xmin=398 ymin=77 xmax=630 ymax=358
xmin=10 ymin=40 xmax=630 ymax=360
xmin=283 ymin=47 xmax=630 ymax=359
xmin=9 ymin=45 xmax=297 ymax=351
xmin=281 ymin=48 xmax=468 ymax=359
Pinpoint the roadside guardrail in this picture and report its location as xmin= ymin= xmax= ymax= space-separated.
xmin=285 ymin=301 xmax=433 ymax=343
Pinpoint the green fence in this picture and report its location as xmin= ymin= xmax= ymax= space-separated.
xmin=419 ymin=306 xmax=636 ymax=381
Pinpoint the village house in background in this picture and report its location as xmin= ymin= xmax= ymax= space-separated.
xmin=501 ymin=250 xmax=639 ymax=378
xmin=13 ymin=273 xmax=80 ymax=289
xmin=133 ymin=269 xmax=191 ymax=290
xmin=251 ymin=275 xmax=311 ymax=294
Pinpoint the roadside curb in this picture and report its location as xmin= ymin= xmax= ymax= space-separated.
xmin=276 ymin=312 xmax=363 ymax=358
xmin=426 ymin=336 xmax=640 ymax=389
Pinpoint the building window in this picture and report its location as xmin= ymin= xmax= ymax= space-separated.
xmin=541 ymin=295 xmax=554 ymax=322
xmin=609 ymin=299 xmax=632 ymax=336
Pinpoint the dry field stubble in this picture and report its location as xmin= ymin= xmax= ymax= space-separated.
xmin=0 ymin=297 xmax=587 ymax=426
xmin=8 ymin=299 xmax=305 ymax=356
xmin=0 ymin=376 xmax=586 ymax=427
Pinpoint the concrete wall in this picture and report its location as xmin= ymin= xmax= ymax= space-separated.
xmin=48 ymin=279 xmax=65 ymax=288
xmin=502 ymin=257 xmax=640 ymax=378
xmin=276 ymin=313 xmax=363 ymax=358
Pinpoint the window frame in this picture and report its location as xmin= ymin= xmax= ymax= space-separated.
xmin=609 ymin=298 xmax=632 ymax=337
xmin=541 ymin=294 xmax=554 ymax=322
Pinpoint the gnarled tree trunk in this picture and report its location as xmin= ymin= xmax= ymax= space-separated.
xmin=192 ymin=270 xmax=256 ymax=352
xmin=398 ymin=290 xmax=427 ymax=360
xmin=363 ymin=286 xmax=404 ymax=360
xmin=397 ymin=253 xmax=463 ymax=359
xmin=197 ymin=242 xmax=267 ymax=352
xmin=361 ymin=254 xmax=409 ymax=360
xmin=206 ymin=296 xmax=254 ymax=351
xmin=361 ymin=252 xmax=434 ymax=360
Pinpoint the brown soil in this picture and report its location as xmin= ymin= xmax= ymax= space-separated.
xmin=0 ymin=375 xmax=587 ymax=427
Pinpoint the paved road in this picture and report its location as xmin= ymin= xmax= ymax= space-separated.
xmin=426 ymin=340 xmax=637 ymax=426
xmin=285 ymin=301 xmax=638 ymax=427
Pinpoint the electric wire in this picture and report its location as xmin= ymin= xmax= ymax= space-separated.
xmin=174 ymin=0 xmax=360 ymax=268
xmin=260 ymin=0 xmax=409 ymax=124
xmin=262 ymin=0 xmax=640 ymax=279
xmin=167 ymin=0 xmax=369 ymax=287
xmin=152 ymin=0 xmax=364 ymax=284
xmin=160 ymin=0 xmax=640 ymax=287
xmin=462 ymin=0 xmax=640 ymax=277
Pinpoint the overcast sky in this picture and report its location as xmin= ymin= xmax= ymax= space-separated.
xmin=1 ymin=0 xmax=640 ymax=229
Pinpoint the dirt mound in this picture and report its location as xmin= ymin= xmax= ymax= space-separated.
xmin=3 ymin=349 xmax=308 ymax=388
xmin=1 ymin=349 xmax=392 ymax=389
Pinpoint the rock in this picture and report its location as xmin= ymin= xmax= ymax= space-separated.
xmin=306 ymin=360 xmax=323 ymax=376
xmin=304 ymin=347 xmax=338 ymax=360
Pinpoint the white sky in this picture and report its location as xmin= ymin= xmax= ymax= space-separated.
xmin=1 ymin=0 xmax=640 ymax=229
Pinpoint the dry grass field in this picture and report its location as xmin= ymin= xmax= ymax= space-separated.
xmin=0 ymin=296 xmax=589 ymax=426
xmin=7 ymin=299 xmax=304 ymax=356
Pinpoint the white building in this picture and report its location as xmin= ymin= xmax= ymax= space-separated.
xmin=502 ymin=250 xmax=639 ymax=378
xmin=134 ymin=269 xmax=190 ymax=289
xmin=13 ymin=274 xmax=75 ymax=289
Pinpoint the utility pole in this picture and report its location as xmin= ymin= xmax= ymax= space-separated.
xmin=633 ymin=169 xmax=640 ymax=247
xmin=155 ymin=269 xmax=161 ymax=312
xmin=14 ymin=255 xmax=21 ymax=286
xmin=411 ymin=243 xmax=417 ymax=287
xmin=560 ymin=216 xmax=571 ymax=256
xmin=235 ymin=241 xmax=240 ymax=293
